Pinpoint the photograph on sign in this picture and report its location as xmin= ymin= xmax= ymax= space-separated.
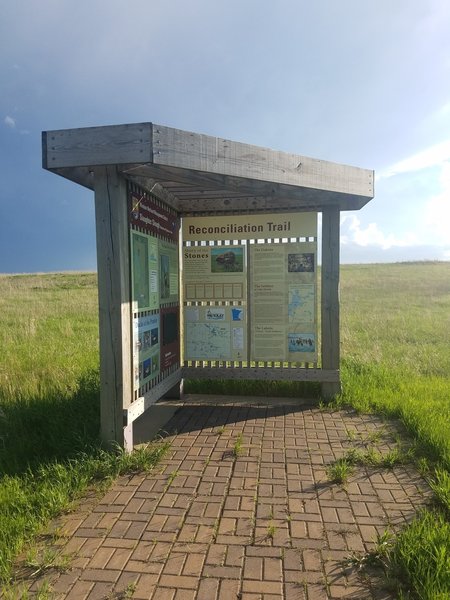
xmin=288 ymin=333 xmax=315 ymax=352
xmin=287 ymin=252 xmax=315 ymax=273
xmin=210 ymin=247 xmax=244 ymax=273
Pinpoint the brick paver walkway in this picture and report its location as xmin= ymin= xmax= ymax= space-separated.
xmin=18 ymin=395 xmax=431 ymax=599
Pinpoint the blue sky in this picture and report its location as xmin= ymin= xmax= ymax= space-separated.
xmin=1 ymin=0 xmax=449 ymax=272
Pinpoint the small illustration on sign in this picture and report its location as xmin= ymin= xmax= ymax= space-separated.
xmin=287 ymin=253 xmax=315 ymax=273
xmin=211 ymin=247 xmax=244 ymax=273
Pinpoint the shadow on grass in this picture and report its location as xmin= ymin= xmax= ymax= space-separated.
xmin=0 ymin=370 xmax=100 ymax=477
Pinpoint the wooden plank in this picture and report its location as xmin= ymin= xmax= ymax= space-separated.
xmin=122 ymin=164 xmax=371 ymax=212
xmin=153 ymin=124 xmax=374 ymax=197
xmin=44 ymin=123 xmax=152 ymax=168
xmin=42 ymin=123 xmax=374 ymax=212
xmin=182 ymin=366 xmax=339 ymax=382
xmin=321 ymin=208 xmax=341 ymax=398
xmin=94 ymin=167 xmax=133 ymax=447
xmin=121 ymin=173 xmax=180 ymax=209
xmin=125 ymin=369 xmax=183 ymax=425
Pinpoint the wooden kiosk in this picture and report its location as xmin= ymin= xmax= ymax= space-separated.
xmin=42 ymin=123 xmax=374 ymax=449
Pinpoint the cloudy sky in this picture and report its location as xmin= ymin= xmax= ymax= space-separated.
xmin=1 ymin=0 xmax=449 ymax=272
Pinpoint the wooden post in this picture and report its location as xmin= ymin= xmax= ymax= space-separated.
xmin=321 ymin=208 xmax=341 ymax=398
xmin=94 ymin=166 xmax=133 ymax=447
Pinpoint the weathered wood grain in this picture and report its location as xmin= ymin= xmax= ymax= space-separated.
xmin=94 ymin=167 xmax=133 ymax=447
xmin=44 ymin=123 xmax=152 ymax=168
xmin=182 ymin=366 xmax=339 ymax=382
xmin=321 ymin=207 xmax=341 ymax=398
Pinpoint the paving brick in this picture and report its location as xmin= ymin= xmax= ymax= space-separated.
xmin=303 ymin=549 xmax=323 ymax=572
xmin=225 ymin=545 xmax=244 ymax=567
xmin=87 ymin=546 xmax=115 ymax=569
xmin=64 ymin=580 xmax=94 ymax=600
xmin=80 ymin=568 xmax=121 ymax=583
xmin=264 ymin=557 xmax=282 ymax=581
xmin=244 ymin=556 xmax=263 ymax=579
xmin=163 ymin=553 xmax=186 ymax=575
xmin=22 ymin=403 xmax=434 ymax=600
xmin=284 ymin=581 xmax=307 ymax=600
xmin=241 ymin=580 xmax=282 ymax=594
xmin=86 ymin=582 xmax=114 ymax=600
xmin=218 ymin=578 xmax=240 ymax=599
xmin=133 ymin=573 xmax=159 ymax=599
xmin=203 ymin=565 xmax=241 ymax=579
xmin=183 ymin=552 xmax=205 ymax=576
xmin=159 ymin=574 xmax=199 ymax=589
xmin=102 ymin=537 xmax=136 ymax=549
xmin=174 ymin=590 xmax=196 ymax=600
xmin=196 ymin=578 xmax=220 ymax=600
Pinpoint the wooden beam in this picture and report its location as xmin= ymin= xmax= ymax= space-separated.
xmin=42 ymin=122 xmax=374 ymax=213
xmin=94 ymin=166 xmax=133 ymax=447
xmin=124 ymin=163 xmax=372 ymax=211
xmin=152 ymin=124 xmax=374 ymax=197
xmin=43 ymin=123 xmax=152 ymax=168
xmin=321 ymin=208 xmax=341 ymax=398
xmin=182 ymin=366 xmax=339 ymax=382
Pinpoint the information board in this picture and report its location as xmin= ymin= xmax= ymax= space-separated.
xmin=129 ymin=184 xmax=180 ymax=395
xmin=183 ymin=245 xmax=246 ymax=301
xmin=250 ymin=242 xmax=317 ymax=362
xmin=184 ymin=305 xmax=246 ymax=361
xmin=132 ymin=314 xmax=160 ymax=390
xmin=159 ymin=240 xmax=179 ymax=305
xmin=131 ymin=231 xmax=159 ymax=311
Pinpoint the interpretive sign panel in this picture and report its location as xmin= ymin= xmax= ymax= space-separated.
xmin=132 ymin=314 xmax=160 ymax=390
xmin=250 ymin=242 xmax=317 ymax=362
xmin=159 ymin=240 xmax=179 ymax=305
xmin=129 ymin=183 xmax=181 ymax=400
xmin=130 ymin=191 xmax=179 ymax=242
xmin=131 ymin=231 xmax=159 ymax=311
xmin=184 ymin=305 xmax=246 ymax=361
xmin=160 ymin=307 xmax=180 ymax=369
xmin=183 ymin=245 xmax=246 ymax=300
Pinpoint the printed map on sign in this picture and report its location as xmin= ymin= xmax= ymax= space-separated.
xmin=185 ymin=323 xmax=231 ymax=360
xmin=288 ymin=284 xmax=315 ymax=324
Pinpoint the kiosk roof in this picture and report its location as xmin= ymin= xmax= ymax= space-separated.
xmin=42 ymin=122 xmax=374 ymax=215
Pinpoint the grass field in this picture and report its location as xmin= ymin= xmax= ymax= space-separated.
xmin=0 ymin=263 xmax=449 ymax=597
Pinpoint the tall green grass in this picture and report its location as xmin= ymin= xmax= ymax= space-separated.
xmin=1 ymin=263 xmax=449 ymax=596
xmin=0 ymin=274 xmax=167 ymax=585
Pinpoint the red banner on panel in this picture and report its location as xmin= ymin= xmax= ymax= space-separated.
xmin=160 ymin=307 xmax=180 ymax=370
xmin=129 ymin=192 xmax=179 ymax=242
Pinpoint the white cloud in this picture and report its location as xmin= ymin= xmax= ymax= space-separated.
xmin=377 ymin=139 xmax=450 ymax=180
xmin=423 ymin=161 xmax=450 ymax=245
xmin=4 ymin=115 xmax=16 ymax=128
xmin=341 ymin=215 xmax=417 ymax=250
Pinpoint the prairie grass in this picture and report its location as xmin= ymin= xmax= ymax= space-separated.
xmin=0 ymin=262 xmax=449 ymax=597
xmin=0 ymin=273 xmax=168 ymax=585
